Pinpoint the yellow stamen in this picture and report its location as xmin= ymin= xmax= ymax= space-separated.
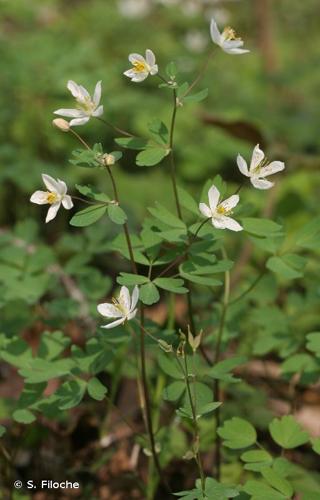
xmin=222 ymin=26 xmax=241 ymax=42
xmin=216 ymin=204 xmax=232 ymax=216
xmin=112 ymin=297 xmax=126 ymax=315
xmin=132 ymin=60 xmax=147 ymax=73
xmin=46 ymin=192 xmax=58 ymax=204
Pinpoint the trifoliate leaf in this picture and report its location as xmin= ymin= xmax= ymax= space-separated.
xmin=69 ymin=205 xmax=107 ymax=227
xmin=218 ymin=417 xmax=257 ymax=449
xmin=139 ymin=282 xmax=160 ymax=305
xmin=107 ymin=204 xmax=127 ymax=225
xmin=269 ymin=415 xmax=309 ymax=449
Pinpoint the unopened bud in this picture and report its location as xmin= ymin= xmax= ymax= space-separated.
xmin=187 ymin=325 xmax=202 ymax=353
xmin=102 ymin=153 xmax=116 ymax=166
xmin=52 ymin=118 xmax=70 ymax=132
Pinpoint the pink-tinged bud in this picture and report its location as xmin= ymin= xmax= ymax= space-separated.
xmin=52 ymin=118 xmax=70 ymax=132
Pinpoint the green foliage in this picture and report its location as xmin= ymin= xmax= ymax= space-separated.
xmin=269 ymin=416 xmax=309 ymax=449
xmin=217 ymin=417 xmax=257 ymax=449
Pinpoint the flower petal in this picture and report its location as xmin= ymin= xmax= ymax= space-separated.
xmin=119 ymin=286 xmax=131 ymax=312
xmin=54 ymin=108 xmax=85 ymax=118
xmin=129 ymin=53 xmax=145 ymax=64
xmin=45 ymin=202 xmax=61 ymax=223
xmin=69 ymin=116 xmax=90 ymax=126
xmin=62 ymin=195 xmax=73 ymax=210
xmin=208 ymin=185 xmax=220 ymax=211
xmin=199 ymin=202 xmax=212 ymax=218
xmin=42 ymin=174 xmax=60 ymax=193
xmin=219 ymin=194 xmax=240 ymax=212
xmin=149 ymin=64 xmax=158 ymax=76
xmin=259 ymin=161 xmax=285 ymax=178
xmin=92 ymin=105 xmax=104 ymax=117
xmin=224 ymin=47 xmax=250 ymax=55
xmin=130 ymin=286 xmax=139 ymax=311
xmin=210 ymin=18 xmax=222 ymax=45
xmin=78 ymin=84 xmax=90 ymax=101
xmin=67 ymin=80 xmax=81 ymax=98
xmin=250 ymin=144 xmax=265 ymax=172
xmin=30 ymin=191 xmax=48 ymax=205
xmin=145 ymin=49 xmax=156 ymax=66
xmin=213 ymin=216 xmax=243 ymax=231
xmin=101 ymin=317 xmax=126 ymax=329
xmin=131 ymin=72 xmax=149 ymax=82
xmin=97 ymin=303 xmax=123 ymax=318
xmin=56 ymin=178 xmax=67 ymax=196
xmin=237 ymin=154 xmax=249 ymax=176
xmin=93 ymin=81 xmax=102 ymax=106
xmin=251 ymin=177 xmax=274 ymax=190
xmin=127 ymin=309 xmax=138 ymax=321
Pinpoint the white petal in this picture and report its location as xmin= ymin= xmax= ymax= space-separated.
xmin=92 ymin=105 xmax=104 ymax=117
xmin=199 ymin=202 xmax=212 ymax=218
xmin=213 ymin=216 xmax=243 ymax=231
xmin=131 ymin=72 xmax=148 ymax=82
xmin=219 ymin=194 xmax=240 ymax=212
xmin=69 ymin=116 xmax=90 ymax=126
xmin=101 ymin=318 xmax=126 ymax=329
xmin=93 ymin=81 xmax=102 ymax=106
xmin=223 ymin=47 xmax=250 ymax=55
xmin=56 ymin=178 xmax=67 ymax=196
xmin=119 ymin=286 xmax=131 ymax=312
xmin=222 ymin=40 xmax=244 ymax=50
xmin=67 ymin=80 xmax=81 ymax=98
xmin=54 ymin=108 xmax=85 ymax=118
xmin=251 ymin=177 xmax=274 ymax=190
xmin=145 ymin=49 xmax=156 ymax=66
xmin=97 ymin=303 xmax=123 ymax=318
xmin=42 ymin=174 xmax=60 ymax=193
xmin=78 ymin=84 xmax=90 ymax=101
xmin=149 ymin=64 xmax=158 ymax=76
xmin=129 ymin=53 xmax=145 ymax=64
xmin=127 ymin=309 xmax=138 ymax=321
xmin=124 ymin=69 xmax=135 ymax=78
xmin=30 ymin=190 xmax=49 ymax=205
xmin=62 ymin=195 xmax=73 ymax=210
xmin=250 ymin=144 xmax=265 ymax=172
xmin=237 ymin=154 xmax=249 ymax=176
xmin=259 ymin=161 xmax=285 ymax=178
xmin=130 ymin=286 xmax=139 ymax=311
xmin=210 ymin=18 xmax=222 ymax=45
xmin=208 ymin=185 xmax=220 ymax=211
xmin=45 ymin=202 xmax=61 ymax=223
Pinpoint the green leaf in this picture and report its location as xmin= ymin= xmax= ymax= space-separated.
xmin=208 ymin=356 xmax=247 ymax=383
xmin=294 ymin=216 xmax=320 ymax=250
xmin=148 ymin=119 xmax=169 ymax=144
xmin=154 ymin=277 xmax=188 ymax=294
xmin=163 ymin=381 xmax=186 ymax=402
xmin=69 ymin=204 xmax=107 ymax=227
xmin=177 ymin=186 xmax=199 ymax=215
xmin=243 ymin=480 xmax=287 ymax=500
xmin=38 ymin=331 xmax=71 ymax=361
xmin=136 ymin=146 xmax=169 ymax=167
xmin=69 ymin=143 xmax=103 ymax=168
xmin=115 ymin=137 xmax=148 ymax=150
xmin=13 ymin=409 xmax=36 ymax=424
xmin=306 ymin=332 xmax=320 ymax=357
xmin=56 ymin=379 xmax=87 ymax=410
xmin=107 ymin=204 xmax=127 ymax=225
xmin=158 ymin=352 xmax=182 ymax=379
xmin=117 ymin=273 xmax=149 ymax=286
xmin=241 ymin=449 xmax=272 ymax=464
xmin=75 ymin=184 xmax=110 ymax=203
xmin=140 ymin=282 xmax=160 ymax=305
xmin=269 ymin=415 xmax=309 ymax=449
xmin=218 ymin=417 xmax=257 ymax=449
xmin=183 ymin=88 xmax=209 ymax=103
xmin=148 ymin=202 xmax=186 ymax=229
xmin=87 ymin=377 xmax=108 ymax=401
xmin=0 ymin=425 xmax=6 ymax=437
xmin=261 ymin=467 xmax=293 ymax=497
xmin=166 ymin=61 xmax=178 ymax=79
xmin=197 ymin=401 xmax=222 ymax=417
xmin=267 ymin=253 xmax=307 ymax=280
xmin=241 ymin=218 xmax=282 ymax=237
xmin=312 ymin=437 xmax=320 ymax=455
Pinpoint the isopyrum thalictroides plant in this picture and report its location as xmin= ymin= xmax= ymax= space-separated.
xmin=2 ymin=13 xmax=320 ymax=500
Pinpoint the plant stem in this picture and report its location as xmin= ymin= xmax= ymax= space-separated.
xmin=182 ymin=354 xmax=206 ymax=492
xmin=213 ymin=246 xmax=231 ymax=481
xmin=69 ymin=128 xmax=91 ymax=150
xmin=71 ymin=195 xmax=101 ymax=205
xmin=229 ymin=270 xmax=265 ymax=305
xmin=182 ymin=49 xmax=215 ymax=98
xmin=96 ymin=116 xmax=134 ymax=137
xmin=168 ymin=88 xmax=182 ymax=219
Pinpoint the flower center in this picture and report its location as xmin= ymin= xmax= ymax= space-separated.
xmin=112 ymin=297 xmax=127 ymax=315
xmin=46 ymin=192 xmax=59 ymax=204
xmin=253 ymin=157 xmax=269 ymax=174
xmin=132 ymin=60 xmax=148 ymax=73
xmin=222 ymin=27 xmax=241 ymax=42
xmin=216 ymin=204 xmax=232 ymax=216
xmin=77 ymin=96 xmax=95 ymax=114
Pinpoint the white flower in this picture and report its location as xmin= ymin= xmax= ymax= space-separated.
xmin=30 ymin=174 xmax=73 ymax=223
xmin=124 ymin=50 xmax=158 ymax=82
xmin=199 ymin=185 xmax=242 ymax=232
xmin=97 ymin=286 xmax=139 ymax=329
xmin=54 ymin=80 xmax=103 ymax=126
xmin=237 ymin=144 xmax=285 ymax=190
xmin=210 ymin=17 xmax=249 ymax=55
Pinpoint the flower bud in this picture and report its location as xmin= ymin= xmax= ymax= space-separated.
xmin=102 ymin=153 xmax=116 ymax=166
xmin=52 ymin=118 xmax=70 ymax=132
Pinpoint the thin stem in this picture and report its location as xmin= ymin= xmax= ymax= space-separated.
xmin=182 ymin=354 xmax=206 ymax=492
xmin=229 ymin=270 xmax=265 ymax=306
xmin=96 ymin=116 xmax=134 ymax=137
xmin=213 ymin=246 xmax=231 ymax=481
xmin=168 ymin=88 xmax=182 ymax=219
xmin=71 ymin=195 xmax=101 ymax=205
xmin=69 ymin=128 xmax=91 ymax=150
xmin=183 ymin=50 xmax=215 ymax=98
